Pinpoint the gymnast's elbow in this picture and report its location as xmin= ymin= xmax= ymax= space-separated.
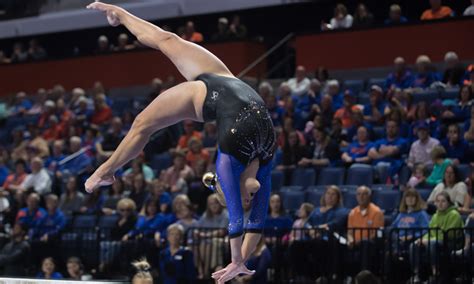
xmin=131 ymin=115 xmax=154 ymax=138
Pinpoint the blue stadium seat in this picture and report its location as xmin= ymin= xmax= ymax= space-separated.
xmin=457 ymin=164 xmax=472 ymax=181
xmin=98 ymin=215 xmax=119 ymax=228
xmin=344 ymin=80 xmax=364 ymax=95
xmin=280 ymin=185 xmax=305 ymax=192
xmin=271 ymin=170 xmax=284 ymax=192
xmin=317 ymin=167 xmax=345 ymax=185
xmin=343 ymin=191 xmax=358 ymax=209
xmin=372 ymin=126 xmax=385 ymax=140
xmin=440 ymin=87 xmax=459 ymax=100
xmin=306 ymin=190 xmax=324 ymax=207
xmin=151 ymin=152 xmax=173 ymax=175
xmin=417 ymin=189 xmax=431 ymax=201
xmin=73 ymin=215 xmax=97 ymax=229
xmin=279 ymin=191 xmax=305 ymax=212
xmin=372 ymin=184 xmax=394 ymax=191
xmin=306 ymin=185 xmax=327 ymax=192
xmin=366 ymin=78 xmax=385 ymax=90
xmin=411 ymin=90 xmax=439 ymax=104
xmin=340 ymin=185 xmax=358 ymax=191
xmin=291 ymin=168 xmax=316 ymax=187
xmin=357 ymin=92 xmax=370 ymax=105
xmin=346 ymin=164 xmax=373 ymax=186
xmin=373 ymin=190 xmax=400 ymax=214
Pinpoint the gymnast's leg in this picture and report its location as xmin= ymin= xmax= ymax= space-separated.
xmin=85 ymin=81 xmax=206 ymax=192
xmin=87 ymin=1 xmax=233 ymax=81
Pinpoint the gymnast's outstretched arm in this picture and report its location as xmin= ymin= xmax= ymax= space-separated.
xmin=85 ymin=81 xmax=206 ymax=192
xmin=87 ymin=1 xmax=233 ymax=81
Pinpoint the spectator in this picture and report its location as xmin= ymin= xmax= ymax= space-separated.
xmin=66 ymin=256 xmax=92 ymax=280
xmin=27 ymin=39 xmax=47 ymax=61
xmin=131 ymin=259 xmax=153 ymax=284
xmin=318 ymin=95 xmax=335 ymax=128
xmin=44 ymin=140 xmax=65 ymax=174
xmin=368 ymin=120 xmax=408 ymax=184
xmin=59 ymin=176 xmax=85 ymax=216
xmin=74 ymin=96 xmax=93 ymax=124
xmin=455 ymin=85 xmax=474 ymax=122
xmin=29 ymin=194 xmax=65 ymax=242
xmin=159 ymin=224 xmax=196 ymax=284
xmin=123 ymin=156 xmax=155 ymax=183
xmin=384 ymin=4 xmax=408 ymax=25
xmin=181 ymin=21 xmax=203 ymax=43
xmin=363 ymin=85 xmax=386 ymax=126
xmin=58 ymin=136 xmax=93 ymax=177
xmin=235 ymin=237 xmax=271 ymax=284
xmin=38 ymin=100 xmax=56 ymax=129
xmin=442 ymin=123 xmax=469 ymax=164
xmin=390 ymin=188 xmax=430 ymax=252
xmin=442 ymin=51 xmax=465 ymax=87
xmin=322 ymin=4 xmax=353 ymax=30
xmin=0 ymin=157 xmax=9 ymax=186
xmin=19 ymin=157 xmax=52 ymax=196
xmin=453 ymin=212 xmax=474 ymax=258
xmin=211 ymin=17 xmax=230 ymax=41
xmin=299 ymin=127 xmax=340 ymax=167
xmin=384 ymin=57 xmax=415 ymax=90
xmin=287 ymin=66 xmax=311 ymax=97
xmin=330 ymin=117 xmax=349 ymax=147
xmin=264 ymin=194 xmax=293 ymax=240
xmin=229 ymin=15 xmax=247 ymax=39
xmin=1 ymin=159 xmax=27 ymax=193
xmin=173 ymin=203 xmax=198 ymax=238
xmin=36 ymin=257 xmax=63 ymax=279
xmin=420 ymin=0 xmax=454 ymax=20
xmin=162 ymin=151 xmax=194 ymax=195
xmin=177 ymin=120 xmax=202 ymax=151
xmin=27 ymin=88 xmax=47 ymax=115
xmin=96 ymin=117 xmax=126 ymax=161
xmin=290 ymin=203 xmax=314 ymax=242
xmin=309 ymin=185 xmax=348 ymax=232
xmin=266 ymin=95 xmax=285 ymax=128
xmin=426 ymin=145 xmax=451 ymax=186
xmin=334 ymin=91 xmax=361 ymax=129
xmin=79 ymin=189 xmax=104 ymax=214
xmin=42 ymin=115 xmax=64 ymax=141
xmin=10 ymin=92 xmax=33 ymax=117
xmin=407 ymin=122 xmax=440 ymax=169
xmin=102 ymin=178 xmax=125 ymax=215
xmin=412 ymin=55 xmax=439 ymax=89
xmin=99 ymin=198 xmax=138 ymax=271
xmin=15 ymin=192 xmax=46 ymax=229
xmin=195 ymin=194 xmax=228 ymax=278
xmin=326 ymin=80 xmax=343 ymax=110
xmin=354 ymin=270 xmax=381 ymax=284
xmin=465 ymin=105 xmax=474 ymax=142
xmin=186 ymin=137 xmax=210 ymax=171
xmin=342 ymin=126 xmax=373 ymax=165
xmin=464 ymin=0 xmax=474 ymax=16
xmin=27 ymin=125 xmax=50 ymax=159
xmin=428 ymin=165 xmax=470 ymax=211
xmin=352 ymin=3 xmax=374 ymax=28
xmin=128 ymin=173 xmax=149 ymax=212
xmin=126 ymin=199 xmax=166 ymax=241
xmin=276 ymin=130 xmax=307 ymax=185
xmin=91 ymin=93 xmax=112 ymax=125
xmin=409 ymin=192 xmax=463 ymax=282
xmin=10 ymin=42 xmax=28 ymax=63
xmin=407 ymin=164 xmax=428 ymax=188
xmin=114 ymin=33 xmax=135 ymax=51
xmin=147 ymin=78 xmax=163 ymax=104
xmin=0 ymin=50 xmax=11 ymax=64
xmin=202 ymin=122 xmax=217 ymax=148
xmin=95 ymin=35 xmax=111 ymax=54
xmin=0 ymin=223 xmax=30 ymax=276
xmin=347 ymin=186 xmax=384 ymax=271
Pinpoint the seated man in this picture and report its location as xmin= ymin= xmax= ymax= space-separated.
xmin=368 ymin=120 xmax=408 ymax=184
xmin=347 ymin=186 xmax=384 ymax=272
xmin=407 ymin=122 xmax=440 ymax=170
xmin=58 ymin=136 xmax=93 ymax=179
xmin=176 ymin=119 xmax=202 ymax=151
xmin=15 ymin=192 xmax=46 ymax=229
xmin=19 ymin=157 xmax=52 ymax=196
xmin=29 ymin=194 xmax=66 ymax=242
xmin=161 ymin=151 xmax=195 ymax=195
xmin=0 ymin=223 xmax=30 ymax=276
xmin=342 ymin=126 xmax=373 ymax=165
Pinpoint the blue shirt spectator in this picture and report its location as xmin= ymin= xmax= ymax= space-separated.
xmin=0 ymin=160 xmax=9 ymax=186
xmin=309 ymin=186 xmax=349 ymax=233
xmin=412 ymin=55 xmax=439 ymax=89
xmin=16 ymin=193 xmax=46 ymax=229
xmin=293 ymin=92 xmax=318 ymax=130
xmin=384 ymin=57 xmax=414 ymax=90
xmin=264 ymin=194 xmax=293 ymax=238
xmin=265 ymin=95 xmax=285 ymax=128
xmin=36 ymin=257 xmax=63 ymax=279
xmin=29 ymin=195 xmax=66 ymax=240
xmin=441 ymin=124 xmax=469 ymax=163
xmin=384 ymin=4 xmax=408 ymax=25
xmin=391 ymin=188 xmax=430 ymax=239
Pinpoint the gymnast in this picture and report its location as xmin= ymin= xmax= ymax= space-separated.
xmin=84 ymin=2 xmax=276 ymax=283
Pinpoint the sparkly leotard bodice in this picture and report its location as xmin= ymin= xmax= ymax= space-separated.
xmin=197 ymin=73 xmax=276 ymax=166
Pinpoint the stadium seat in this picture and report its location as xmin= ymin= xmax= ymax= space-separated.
xmin=306 ymin=190 xmax=324 ymax=207
xmin=317 ymin=167 xmax=345 ymax=185
xmin=151 ymin=152 xmax=173 ymax=175
xmin=340 ymin=185 xmax=358 ymax=191
xmin=291 ymin=168 xmax=316 ymax=187
xmin=280 ymin=185 xmax=305 ymax=192
xmin=411 ymin=90 xmax=439 ymax=104
xmin=98 ymin=214 xmax=119 ymax=228
xmin=366 ymin=78 xmax=385 ymax=90
xmin=418 ymin=189 xmax=431 ymax=201
xmin=346 ymin=164 xmax=373 ymax=186
xmin=306 ymin=185 xmax=327 ymax=192
xmin=279 ymin=191 xmax=305 ymax=212
xmin=357 ymin=92 xmax=370 ymax=105
xmin=457 ymin=164 xmax=472 ymax=180
xmin=371 ymin=184 xmax=393 ymax=191
xmin=73 ymin=215 xmax=98 ymax=229
xmin=440 ymin=87 xmax=460 ymax=100
xmin=372 ymin=126 xmax=385 ymax=139
xmin=343 ymin=191 xmax=358 ymax=209
xmin=271 ymin=170 xmax=284 ymax=192
xmin=373 ymin=190 xmax=400 ymax=214
xmin=344 ymin=79 xmax=364 ymax=95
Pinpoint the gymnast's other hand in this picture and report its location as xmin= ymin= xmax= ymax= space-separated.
xmin=86 ymin=1 xmax=122 ymax=27
xmin=84 ymin=170 xmax=115 ymax=193
xmin=212 ymin=262 xmax=255 ymax=284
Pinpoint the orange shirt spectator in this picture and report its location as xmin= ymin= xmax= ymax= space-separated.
xmin=186 ymin=138 xmax=210 ymax=169
xmin=177 ymin=120 xmax=203 ymax=150
xmin=334 ymin=106 xmax=361 ymax=129
xmin=91 ymin=106 xmax=112 ymax=125
xmin=421 ymin=6 xmax=453 ymax=20
xmin=348 ymin=202 xmax=384 ymax=244
xmin=2 ymin=160 xmax=27 ymax=192
xmin=181 ymin=21 xmax=204 ymax=43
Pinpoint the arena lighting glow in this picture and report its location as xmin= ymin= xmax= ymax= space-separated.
xmin=0 ymin=279 xmax=128 ymax=284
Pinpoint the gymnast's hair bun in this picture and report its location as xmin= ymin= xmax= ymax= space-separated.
xmin=132 ymin=258 xmax=151 ymax=273
xmin=202 ymin=172 xmax=217 ymax=190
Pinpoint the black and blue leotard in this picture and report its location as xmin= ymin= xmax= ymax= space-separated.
xmin=196 ymin=73 xmax=276 ymax=238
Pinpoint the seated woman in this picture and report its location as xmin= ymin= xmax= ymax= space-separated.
xmin=275 ymin=130 xmax=307 ymax=185
xmin=298 ymin=127 xmax=341 ymax=168
xmin=409 ymin=192 xmax=464 ymax=283
xmin=427 ymin=164 xmax=470 ymax=214
xmin=36 ymin=257 xmax=63 ymax=279
xmin=341 ymin=126 xmax=373 ymax=165
xmin=79 ymin=188 xmax=104 ymax=215
xmin=289 ymin=202 xmax=315 ymax=242
xmin=464 ymin=105 xmax=474 ymax=143
xmin=264 ymin=194 xmax=293 ymax=242
xmin=102 ymin=178 xmax=125 ymax=215
xmin=194 ymin=194 xmax=229 ymax=279
xmin=441 ymin=123 xmax=469 ymax=165
xmin=58 ymin=176 xmax=84 ymax=216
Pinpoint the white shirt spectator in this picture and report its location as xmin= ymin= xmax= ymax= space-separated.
xmin=407 ymin=137 xmax=440 ymax=168
xmin=330 ymin=15 xmax=353 ymax=29
xmin=21 ymin=168 xmax=52 ymax=195
xmin=464 ymin=4 xmax=474 ymax=16
xmin=428 ymin=182 xmax=468 ymax=207
xmin=287 ymin=77 xmax=311 ymax=96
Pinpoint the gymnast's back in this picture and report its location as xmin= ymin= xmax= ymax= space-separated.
xmin=196 ymin=73 xmax=276 ymax=166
